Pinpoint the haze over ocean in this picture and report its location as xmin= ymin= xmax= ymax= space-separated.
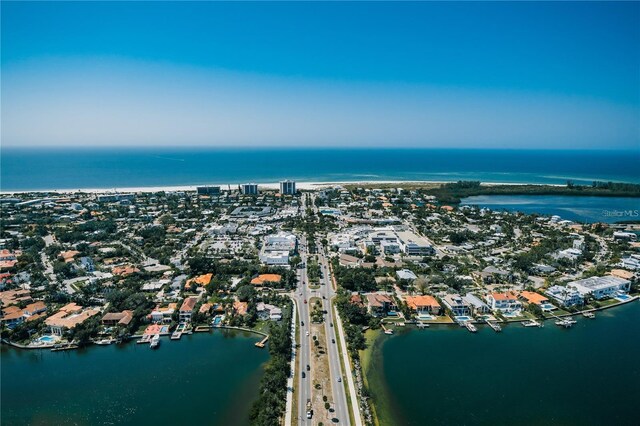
xmin=2 ymin=148 xmax=639 ymax=192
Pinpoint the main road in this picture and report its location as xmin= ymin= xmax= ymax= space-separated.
xmin=294 ymin=193 xmax=352 ymax=425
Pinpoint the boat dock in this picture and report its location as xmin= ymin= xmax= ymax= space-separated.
xmin=416 ymin=321 xmax=429 ymax=329
xmin=255 ymin=335 xmax=269 ymax=348
xmin=51 ymin=343 xmax=78 ymax=352
xmin=382 ymin=324 xmax=394 ymax=335
xmin=138 ymin=334 xmax=152 ymax=344
xmin=465 ymin=322 xmax=477 ymax=333
xmin=194 ymin=326 xmax=211 ymax=332
xmin=485 ymin=319 xmax=502 ymax=332
xmin=522 ymin=319 xmax=543 ymax=328
xmin=583 ymin=311 xmax=596 ymax=319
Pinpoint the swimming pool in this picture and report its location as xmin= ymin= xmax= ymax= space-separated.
xmin=616 ymin=294 xmax=631 ymax=301
xmin=38 ymin=336 xmax=56 ymax=343
xmin=213 ymin=316 xmax=222 ymax=325
xmin=455 ymin=316 xmax=472 ymax=322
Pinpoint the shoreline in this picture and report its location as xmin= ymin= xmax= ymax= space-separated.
xmin=1 ymin=180 xmax=567 ymax=195
xmin=359 ymin=296 xmax=639 ymax=426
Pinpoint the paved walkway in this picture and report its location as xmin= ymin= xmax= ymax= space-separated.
xmin=284 ymin=296 xmax=297 ymax=426
xmin=334 ymin=308 xmax=363 ymax=426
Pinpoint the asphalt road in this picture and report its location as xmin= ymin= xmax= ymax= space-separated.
xmin=295 ymin=194 xmax=350 ymax=425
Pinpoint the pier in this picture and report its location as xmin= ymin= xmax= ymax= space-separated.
xmin=255 ymin=335 xmax=269 ymax=348
xmin=485 ymin=319 xmax=502 ymax=332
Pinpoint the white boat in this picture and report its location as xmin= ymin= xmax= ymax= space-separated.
xmin=582 ymin=312 xmax=595 ymax=319
xmin=555 ymin=319 xmax=572 ymax=328
xmin=384 ymin=329 xmax=394 ymax=335
xmin=522 ymin=320 xmax=541 ymax=328
xmin=95 ymin=339 xmax=113 ymax=345
xmin=465 ymin=322 xmax=477 ymax=333
xmin=150 ymin=334 xmax=160 ymax=349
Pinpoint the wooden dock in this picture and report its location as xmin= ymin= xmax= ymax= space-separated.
xmin=255 ymin=335 xmax=269 ymax=348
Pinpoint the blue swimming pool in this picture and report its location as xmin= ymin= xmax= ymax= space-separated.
xmin=38 ymin=336 xmax=55 ymax=343
xmin=616 ymin=294 xmax=631 ymax=301
xmin=455 ymin=316 xmax=472 ymax=322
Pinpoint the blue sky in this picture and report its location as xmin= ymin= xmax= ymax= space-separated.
xmin=2 ymin=1 xmax=639 ymax=149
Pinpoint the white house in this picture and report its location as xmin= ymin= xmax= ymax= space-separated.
xmin=567 ymin=276 xmax=631 ymax=300
xmin=545 ymin=285 xmax=584 ymax=307
xmin=486 ymin=292 xmax=522 ymax=314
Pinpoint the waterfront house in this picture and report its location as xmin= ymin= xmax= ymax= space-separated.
xmin=179 ymin=297 xmax=198 ymax=323
xmin=442 ymin=294 xmax=471 ymax=316
xmin=233 ymin=300 xmax=248 ymax=316
xmin=545 ymin=285 xmax=584 ymax=308
xmin=102 ymin=310 xmax=134 ymax=327
xmin=462 ymin=293 xmax=491 ymax=316
xmin=519 ymin=291 xmax=556 ymax=311
xmin=23 ymin=301 xmax=46 ymax=316
xmin=567 ymin=276 xmax=631 ymax=300
xmin=149 ymin=303 xmax=176 ymax=323
xmin=405 ymin=295 xmax=441 ymax=316
xmin=45 ymin=303 xmax=100 ymax=336
xmin=365 ymin=293 xmax=397 ymax=317
xmin=1 ymin=305 xmax=24 ymax=328
xmin=486 ymin=292 xmax=522 ymax=314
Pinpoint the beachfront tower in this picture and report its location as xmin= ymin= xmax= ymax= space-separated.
xmin=279 ymin=180 xmax=296 ymax=195
xmin=241 ymin=183 xmax=259 ymax=195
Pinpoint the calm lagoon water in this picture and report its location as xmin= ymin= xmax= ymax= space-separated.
xmin=461 ymin=195 xmax=640 ymax=223
xmin=2 ymin=148 xmax=639 ymax=191
xmin=365 ymin=302 xmax=640 ymax=426
xmin=0 ymin=331 xmax=268 ymax=426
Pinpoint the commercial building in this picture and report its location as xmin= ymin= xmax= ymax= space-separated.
xmin=395 ymin=229 xmax=435 ymax=256
xmin=241 ymin=183 xmax=258 ymax=195
xmin=279 ymin=180 xmax=296 ymax=195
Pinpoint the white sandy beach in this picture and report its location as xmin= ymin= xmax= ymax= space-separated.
xmin=0 ymin=180 xmax=553 ymax=195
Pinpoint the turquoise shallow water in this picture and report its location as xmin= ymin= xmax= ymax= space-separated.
xmin=0 ymin=331 xmax=268 ymax=426
xmin=2 ymin=148 xmax=639 ymax=191
xmin=367 ymin=302 xmax=640 ymax=426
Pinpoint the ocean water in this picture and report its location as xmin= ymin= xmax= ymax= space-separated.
xmin=0 ymin=331 xmax=268 ymax=425
xmin=2 ymin=147 xmax=639 ymax=191
xmin=461 ymin=195 xmax=640 ymax=223
xmin=366 ymin=302 xmax=640 ymax=426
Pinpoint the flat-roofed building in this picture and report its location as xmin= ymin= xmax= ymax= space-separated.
xmin=545 ymin=285 xmax=584 ymax=307
xmin=241 ymin=183 xmax=258 ymax=195
xmin=279 ymin=180 xmax=296 ymax=195
xmin=567 ymin=276 xmax=631 ymax=300
xmin=197 ymin=186 xmax=220 ymax=195
xmin=395 ymin=229 xmax=435 ymax=256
